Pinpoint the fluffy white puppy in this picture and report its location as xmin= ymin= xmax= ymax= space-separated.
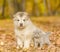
xmin=13 ymin=12 xmax=36 ymax=50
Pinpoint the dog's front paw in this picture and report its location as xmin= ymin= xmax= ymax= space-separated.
xmin=16 ymin=46 xmax=20 ymax=49
xmin=23 ymin=45 xmax=29 ymax=51
xmin=16 ymin=45 xmax=23 ymax=50
xmin=23 ymin=48 xmax=29 ymax=52
xmin=16 ymin=39 xmax=23 ymax=49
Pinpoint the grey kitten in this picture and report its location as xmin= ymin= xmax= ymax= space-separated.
xmin=33 ymin=30 xmax=51 ymax=48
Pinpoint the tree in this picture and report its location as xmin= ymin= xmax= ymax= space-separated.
xmin=32 ymin=0 xmax=40 ymax=16
xmin=43 ymin=0 xmax=46 ymax=15
xmin=46 ymin=0 xmax=52 ymax=15
xmin=2 ymin=0 xmax=6 ymax=18
xmin=20 ymin=0 xmax=26 ymax=11
xmin=7 ymin=0 xmax=14 ymax=16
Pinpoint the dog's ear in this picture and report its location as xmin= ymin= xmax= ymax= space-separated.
xmin=27 ymin=13 xmax=31 ymax=18
xmin=12 ymin=12 xmax=19 ymax=19
xmin=10 ymin=13 xmax=16 ymax=21
xmin=27 ymin=14 xmax=31 ymax=18
xmin=9 ymin=12 xmax=16 ymax=19
xmin=26 ymin=13 xmax=31 ymax=20
xmin=25 ymin=13 xmax=31 ymax=20
xmin=13 ymin=14 xmax=16 ymax=18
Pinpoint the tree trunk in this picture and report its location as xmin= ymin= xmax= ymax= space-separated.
xmin=13 ymin=0 xmax=19 ymax=13
xmin=32 ymin=0 xmax=40 ymax=16
xmin=43 ymin=0 xmax=47 ymax=16
xmin=13 ymin=0 xmax=26 ymax=12
xmin=47 ymin=0 xmax=52 ymax=15
xmin=20 ymin=0 xmax=26 ymax=11
xmin=2 ymin=0 xmax=6 ymax=18
xmin=7 ymin=0 xmax=14 ymax=16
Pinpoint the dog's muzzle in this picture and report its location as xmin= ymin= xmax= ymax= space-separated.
xmin=20 ymin=23 xmax=23 ymax=27
xmin=18 ymin=23 xmax=25 ymax=30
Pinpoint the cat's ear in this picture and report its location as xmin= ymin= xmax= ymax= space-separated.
xmin=46 ymin=32 xmax=53 ymax=35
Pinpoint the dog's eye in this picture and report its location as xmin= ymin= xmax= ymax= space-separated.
xmin=23 ymin=19 xmax=25 ymax=21
xmin=17 ymin=19 xmax=19 ymax=21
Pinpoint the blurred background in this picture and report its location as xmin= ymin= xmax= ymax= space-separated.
xmin=0 ymin=0 xmax=60 ymax=19
xmin=0 ymin=0 xmax=60 ymax=52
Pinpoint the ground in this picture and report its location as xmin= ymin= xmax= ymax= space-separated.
xmin=0 ymin=16 xmax=60 ymax=52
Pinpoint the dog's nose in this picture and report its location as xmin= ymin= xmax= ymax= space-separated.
xmin=20 ymin=23 xmax=23 ymax=26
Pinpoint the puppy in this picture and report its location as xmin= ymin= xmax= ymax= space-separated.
xmin=13 ymin=12 xmax=37 ymax=50
xmin=33 ymin=30 xmax=51 ymax=48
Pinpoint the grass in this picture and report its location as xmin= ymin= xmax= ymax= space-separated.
xmin=0 ymin=16 xmax=60 ymax=52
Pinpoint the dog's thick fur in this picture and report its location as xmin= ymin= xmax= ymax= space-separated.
xmin=13 ymin=12 xmax=37 ymax=49
xmin=13 ymin=12 xmax=51 ymax=50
